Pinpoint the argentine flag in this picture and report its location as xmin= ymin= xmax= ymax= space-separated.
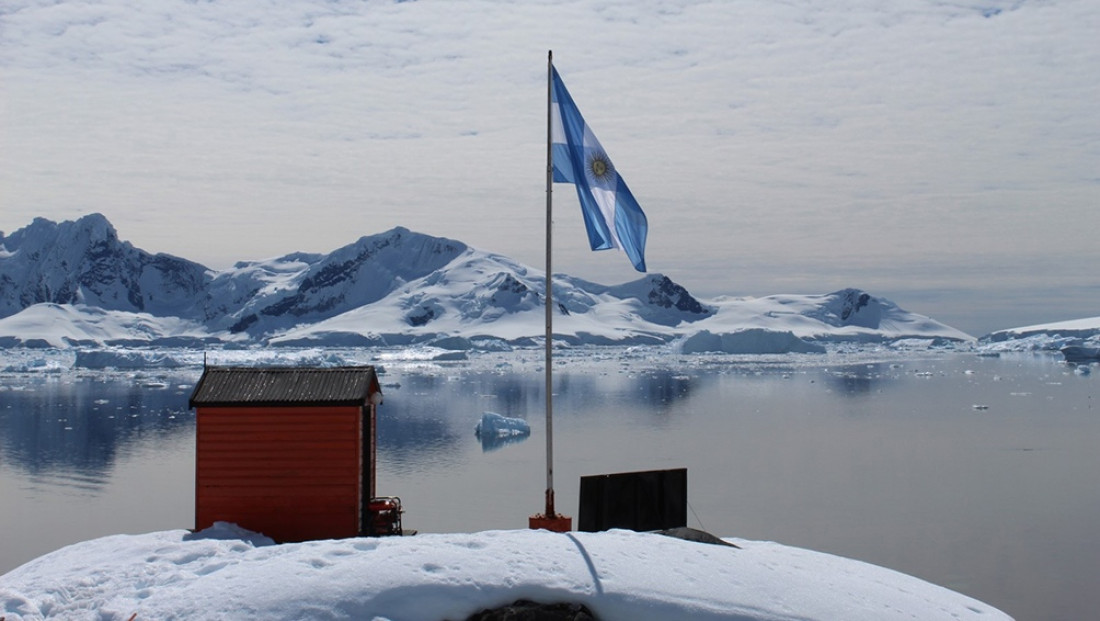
xmin=550 ymin=67 xmax=648 ymax=272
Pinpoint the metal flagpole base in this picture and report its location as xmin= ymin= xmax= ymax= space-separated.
xmin=529 ymin=489 xmax=572 ymax=532
xmin=529 ymin=513 xmax=572 ymax=532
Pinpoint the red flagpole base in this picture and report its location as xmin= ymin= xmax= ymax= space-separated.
xmin=529 ymin=489 xmax=571 ymax=532
xmin=529 ymin=513 xmax=572 ymax=532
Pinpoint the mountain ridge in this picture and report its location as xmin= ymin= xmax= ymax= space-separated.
xmin=0 ymin=214 xmax=209 ymax=320
xmin=0 ymin=214 xmax=973 ymax=350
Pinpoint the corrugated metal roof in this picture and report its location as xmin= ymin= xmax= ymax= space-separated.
xmin=189 ymin=366 xmax=380 ymax=408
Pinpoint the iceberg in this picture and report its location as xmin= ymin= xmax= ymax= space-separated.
xmin=474 ymin=412 xmax=531 ymax=451
xmin=475 ymin=412 xmax=531 ymax=437
xmin=1061 ymin=346 xmax=1100 ymax=363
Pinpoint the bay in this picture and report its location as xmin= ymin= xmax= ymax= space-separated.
xmin=1 ymin=348 xmax=1097 ymax=621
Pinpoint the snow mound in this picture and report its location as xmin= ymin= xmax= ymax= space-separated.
xmin=0 ymin=528 xmax=1010 ymax=621
xmin=185 ymin=521 xmax=276 ymax=547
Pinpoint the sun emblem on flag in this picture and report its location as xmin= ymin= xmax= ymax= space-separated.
xmin=586 ymin=152 xmax=614 ymax=183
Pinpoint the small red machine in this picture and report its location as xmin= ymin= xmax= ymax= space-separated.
xmin=367 ymin=496 xmax=404 ymax=536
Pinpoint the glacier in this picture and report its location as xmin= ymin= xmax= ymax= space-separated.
xmin=979 ymin=316 xmax=1100 ymax=354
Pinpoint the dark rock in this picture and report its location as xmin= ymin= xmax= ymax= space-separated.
xmin=462 ymin=599 xmax=598 ymax=621
xmin=656 ymin=526 xmax=741 ymax=549
xmin=647 ymin=275 xmax=710 ymax=316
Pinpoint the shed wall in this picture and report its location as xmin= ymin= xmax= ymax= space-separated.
xmin=196 ymin=405 xmax=363 ymax=542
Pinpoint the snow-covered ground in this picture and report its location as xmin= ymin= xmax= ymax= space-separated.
xmin=0 ymin=523 xmax=1011 ymax=621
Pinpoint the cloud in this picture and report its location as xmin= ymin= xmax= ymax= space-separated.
xmin=1 ymin=0 xmax=1097 ymax=334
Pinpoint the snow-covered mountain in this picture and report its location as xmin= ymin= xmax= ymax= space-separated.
xmin=0 ymin=214 xmax=209 ymax=320
xmin=206 ymin=228 xmax=470 ymax=336
xmin=0 ymin=214 xmax=972 ymax=351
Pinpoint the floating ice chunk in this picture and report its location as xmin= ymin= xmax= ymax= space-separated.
xmin=1062 ymin=346 xmax=1100 ymax=363
xmin=475 ymin=412 xmax=530 ymax=438
xmin=474 ymin=412 xmax=531 ymax=452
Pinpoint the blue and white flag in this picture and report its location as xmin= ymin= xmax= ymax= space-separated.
xmin=550 ymin=67 xmax=648 ymax=272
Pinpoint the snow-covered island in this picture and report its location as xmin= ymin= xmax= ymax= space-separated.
xmin=0 ymin=523 xmax=1011 ymax=620
xmin=0 ymin=214 xmax=976 ymax=353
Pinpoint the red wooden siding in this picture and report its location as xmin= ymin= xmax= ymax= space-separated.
xmin=195 ymin=405 xmax=363 ymax=542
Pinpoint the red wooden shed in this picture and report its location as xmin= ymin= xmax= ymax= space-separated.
xmin=188 ymin=366 xmax=383 ymax=542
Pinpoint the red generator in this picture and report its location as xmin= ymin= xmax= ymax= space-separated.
xmin=368 ymin=497 xmax=404 ymax=536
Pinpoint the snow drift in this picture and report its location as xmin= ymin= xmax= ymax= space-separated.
xmin=0 ymin=526 xmax=1011 ymax=621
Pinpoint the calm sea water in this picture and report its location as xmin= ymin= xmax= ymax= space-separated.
xmin=1 ymin=348 xmax=1097 ymax=620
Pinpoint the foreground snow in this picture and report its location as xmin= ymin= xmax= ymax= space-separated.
xmin=0 ymin=525 xmax=1010 ymax=621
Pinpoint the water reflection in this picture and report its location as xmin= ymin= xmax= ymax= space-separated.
xmin=374 ymin=365 xmax=708 ymax=465
xmin=377 ymin=411 xmax=462 ymax=471
xmin=0 ymin=375 xmax=195 ymax=491
xmin=0 ymin=357 xmax=936 ymax=494
xmin=476 ymin=431 xmax=529 ymax=453
xmin=636 ymin=370 xmax=695 ymax=409
xmin=821 ymin=362 xmax=897 ymax=396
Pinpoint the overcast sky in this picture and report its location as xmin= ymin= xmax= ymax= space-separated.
xmin=2 ymin=0 xmax=1097 ymax=336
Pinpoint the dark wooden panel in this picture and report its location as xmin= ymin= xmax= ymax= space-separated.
xmin=578 ymin=468 xmax=687 ymax=532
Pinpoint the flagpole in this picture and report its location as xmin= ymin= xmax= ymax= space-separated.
xmin=531 ymin=50 xmax=570 ymax=532
xmin=544 ymin=49 xmax=555 ymax=518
